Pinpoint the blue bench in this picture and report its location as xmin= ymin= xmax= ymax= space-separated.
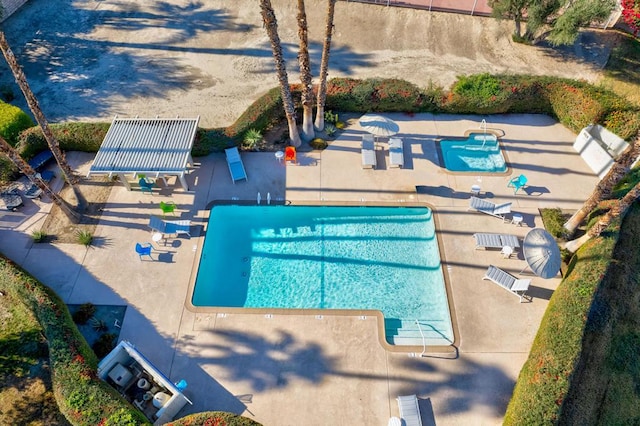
xmin=28 ymin=150 xmax=54 ymax=171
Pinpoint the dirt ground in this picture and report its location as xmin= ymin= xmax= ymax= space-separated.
xmin=0 ymin=0 xmax=617 ymax=129
xmin=40 ymin=176 xmax=113 ymax=244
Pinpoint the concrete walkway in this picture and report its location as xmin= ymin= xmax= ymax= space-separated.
xmin=0 ymin=114 xmax=598 ymax=425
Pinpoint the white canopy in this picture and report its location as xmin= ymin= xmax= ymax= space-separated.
xmin=88 ymin=116 xmax=199 ymax=191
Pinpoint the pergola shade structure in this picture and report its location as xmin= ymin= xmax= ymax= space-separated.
xmin=88 ymin=116 xmax=199 ymax=191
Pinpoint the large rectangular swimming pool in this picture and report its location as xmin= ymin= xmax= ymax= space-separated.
xmin=192 ymin=205 xmax=454 ymax=346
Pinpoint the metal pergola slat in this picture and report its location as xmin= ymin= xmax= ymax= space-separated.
xmin=88 ymin=116 xmax=199 ymax=191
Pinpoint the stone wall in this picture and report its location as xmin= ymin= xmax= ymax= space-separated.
xmin=1 ymin=0 xmax=28 ymax=22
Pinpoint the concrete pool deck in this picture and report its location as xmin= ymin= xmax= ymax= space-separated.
xmin=0 ymin=113 xmax=598 ymax=425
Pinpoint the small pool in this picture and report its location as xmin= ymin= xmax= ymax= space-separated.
xmin=439 ymin=132 xmax=506 ymax=173
xmin=192 ymin=205 xmax=454 ymax=346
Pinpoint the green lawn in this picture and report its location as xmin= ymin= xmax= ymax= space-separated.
xmin=600 ymin=32 xmax=640 ymax=106
xmin=0 ymin=285 xmax=68 ymax=425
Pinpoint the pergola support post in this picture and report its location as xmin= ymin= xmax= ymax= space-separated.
xmin=178 ymin=174 xmax=190 ymax=191
xmin=119 ymin=173 xmax=132 ymax=191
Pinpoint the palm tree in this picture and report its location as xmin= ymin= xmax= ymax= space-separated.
xmin=0 ymin=30 xmax=85 ymax=210
xmin=563 ymin=131 xmax=640 ymax=237
xmin=0 ymin=136 xmax=79 ymax=222
xmin=259 ymin=0 xmax=302 ymax=148
xmin=565 ymin=180 xmax=640 ymax=252
xmin=296 ymin=0 xmax=314 ymax=141
xmin=314 ymin=0 xmax=337 ymax=131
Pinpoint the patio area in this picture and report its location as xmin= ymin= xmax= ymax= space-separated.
xmin=0 ymin=113 xmax=598 ymax=425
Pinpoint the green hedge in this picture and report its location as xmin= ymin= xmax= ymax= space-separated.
xmin=167 ymin=411 xmax=262 ymax=426
xmin=325 ymin=77 xmax=433 ymax=113
xmin=0 ymin=256 xmax=149 ymax=426
xmin=0 ymin=100 xmax=33 ymax=145
xmin=503 ymin=222 xmax=619 ymax=424
xmin=16 ymin=122 xmax=111 ymax=159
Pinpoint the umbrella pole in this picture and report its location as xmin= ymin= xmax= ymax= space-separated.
xmin=519 ymin=264 xmax=532 ymax=275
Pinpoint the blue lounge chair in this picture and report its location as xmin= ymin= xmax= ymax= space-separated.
xmin=135 ymin=242 xmax=153 ymax=260
xmin=225 ymin=147 xmax=248 ymax=183
xmin=28 ymin=150 xmax=54 ymax=171
xmin=508 ymin=174 xmax=528 ymax=194
xmin=149 ymin=216 xmax=191 ymax=237
xmin=139 ymin=178 xmax=155 ymax=194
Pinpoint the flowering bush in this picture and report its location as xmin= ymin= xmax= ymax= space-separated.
xmin=622 ymin=0 xmax=640 ymax=36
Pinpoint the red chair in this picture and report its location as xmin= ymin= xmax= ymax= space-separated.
xmin=285 ymin=146 xmax=297 ymax=164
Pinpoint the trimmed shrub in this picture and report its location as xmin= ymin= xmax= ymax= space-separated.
xmin=545 ymin=81 xmax=605 ymax=132
xmin=504 ymin=222 xmax=619 ymax=425
xmin=0 ymin=101 xmax=34 ymax=145
xmin=448 ymin=73 xmax=512 ymax=114
xmin=167 ymin=411 xmax=262 ymax=426
xmin=192 ymin=128 xmax=233 ymax=156
xmin=0 ymin=256 xmax=149 ymax=425
xmin=540 ymin=208 xmax=567 ymax=238
xmin=17 ymin=122 xmax=110 ymax=159
xmin=226 ymin=87 xmax=285 ymax=141
xmin=325 ymin=78 xmax=431 ymax=113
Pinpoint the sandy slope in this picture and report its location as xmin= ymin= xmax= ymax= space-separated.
xmin=0 ymin=0 xmax=616 ymax=128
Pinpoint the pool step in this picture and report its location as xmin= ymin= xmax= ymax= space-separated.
xmin=385 ymin=319 xmax=453 ymax=347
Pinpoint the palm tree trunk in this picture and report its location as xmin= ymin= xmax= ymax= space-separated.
xmin=314 ymin=0 xmax=336 ymax=132
xmin=0 ymin=136 xmax=79 ymax=222
xmin=0 ymin=31 xmax=85 ymax=211
xmin=259 ymin=0 xmax=302 ymax=148
xmin=563 ymin=131 xmax=640 ymax=237
xmin=565 ymin=181 xmax=640 ymax=252
xmin=297 ymin=0 xmax=314 ymax=142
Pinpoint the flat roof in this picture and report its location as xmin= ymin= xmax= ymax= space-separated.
xmin=88 ymin=116 xmax=199 ymax=176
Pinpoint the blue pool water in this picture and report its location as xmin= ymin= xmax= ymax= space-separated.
xmin=192 ymin=205 xmax=454 ymax=346
xmin=440 ymin=132 xmax=506 ymax=172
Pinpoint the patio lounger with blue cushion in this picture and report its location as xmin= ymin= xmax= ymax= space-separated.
xmin=468 ymin=196 xmax=512 ymax=221
xmin=473 ymin=233 xmax=520 ymax=250
xmin=483 ymin=265 xmax=531 ymax=302
xmin=361 ymin=137 xmax=377 ymax=169
xmin=149 ymin=216 xmax=191 ymax=237
xmin=0 ymin=187 xmax=22 ymax=211
xmin=24 ymin=172 xmax=56 ymax=199
xmin=389 ymin=137 xmax=404 ymax=168
xmin=225 ymin=147 xmax=248 ymax=183
xmin=165 ymin=219 xmax=191 ymax=237
xmin=28 ymin=150 xmax=54 ymax=171
xmin=397 ymin=395 xmax=423 ymax=426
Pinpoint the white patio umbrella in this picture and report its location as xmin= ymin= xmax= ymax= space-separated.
xmin=358 ymin=114 xmax=399 ymax=139
xmin=521 ymin=228 xmax=561 ymax=279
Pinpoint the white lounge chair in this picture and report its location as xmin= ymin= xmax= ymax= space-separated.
xmin=225 ymin=147 xmax=248 ymax=183
xmin=361 ymin=135 xmax=377 ymax=169
xmin=483 ymin=265 xmax=531 ymax=302
xmin=473 ymin=233 xmax=520 ymax=250
xmin=389 ymin=137 xmax=404 ymax=168
xmin=397 ymin=395 xmax=423 ymax=426
xmin=468 ymin=196 xmax=512 ymax=221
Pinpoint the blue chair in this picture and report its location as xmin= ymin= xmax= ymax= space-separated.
xmin=175 ymin=379 xmax=188 ymax=392
xmin=139 ymin=178 xmax=155 ymax=194
xmin=135 ymin=243 xmax=153 ymax=260
xmin=507 ymin=174 xmax=528 ymax=194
